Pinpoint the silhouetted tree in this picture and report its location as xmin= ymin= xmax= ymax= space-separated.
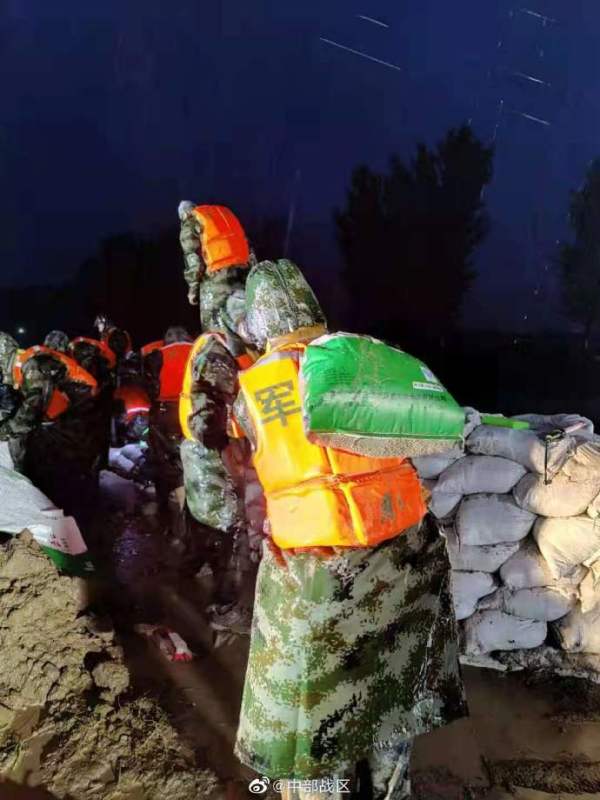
xmin=558 ymin=160 xmax=600 ymax=350
xmin=336 ymin=125 xmax=494 ymax=339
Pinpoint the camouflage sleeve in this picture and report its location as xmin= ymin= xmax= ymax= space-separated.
xmin=179 ymin=209 xmax=205 ymax=306
xmin=0 ymin=366 xmax=48 ymax=440
xmin=187 ymin=337 xmax=238 ymax=449
xmin=180 ymin=337 xmax=244 ymax=532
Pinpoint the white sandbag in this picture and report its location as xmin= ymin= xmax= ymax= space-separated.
xmin=514 ymin=413 xmax=594 ymax=438
xmin=504 ymin=587 xmax=576 ymax=622
xmin=429 ymin=488 xmax=462 ymax=520
xmin=587 ymin=491 xmax=600 ymax=519
xmin=579 ymin=559 xmax=600 ymax=613
xmin=412 ymin=450 xmax=462 ymax=479
xmin=514 ymin=472 xmax=600 ymax=517
xmin=436 ymin=456 xmax=526 ymax=496
xmin=451 ymin=571 xmax=497 ymax=621
xmin=476 ymin=586 xmax=576 ymax=621
xmin=456 ymin=493 xmax=536 ymax=546
xmin=534 ymin=516 xmax=600 ymax=579
xmin=467 ymin=424 xmax=575 ymax=478
xmin=554 ymin=603 xmax=600 ymax=653
xmin=500 ymin=539 xmax=587 ymax=590
xmin=463 ymin=610 xmax=547 ymax=655
xmin=463 ymin=407 xmax=482 ymax=439
xmin=445 ymin=527 xmax=520 ymax=572
xmin=561 ymin=440 xmax=600 ymax=483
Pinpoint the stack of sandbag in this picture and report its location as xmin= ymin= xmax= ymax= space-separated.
xmin=415 ymin=412 xmax=600 ymax=657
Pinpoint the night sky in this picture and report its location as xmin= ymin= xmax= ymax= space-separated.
xmin=1 ymin=0 xmax=599 ymax=331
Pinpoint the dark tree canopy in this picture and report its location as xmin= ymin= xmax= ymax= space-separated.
xmin=335 ymin=125 xmax=494 ymax=339
xmin=559 ymin=160 xmax=600 ymax=348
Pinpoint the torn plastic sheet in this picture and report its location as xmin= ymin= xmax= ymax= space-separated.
xmin=0 ymin=466 xmax=94 ymax=575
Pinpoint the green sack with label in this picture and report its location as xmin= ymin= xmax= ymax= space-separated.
xmin=300 ymin=333 xmax=465 ymax=458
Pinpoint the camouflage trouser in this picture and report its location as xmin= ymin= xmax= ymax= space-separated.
xmin=235 ymin=517 xmax=467 ymax=787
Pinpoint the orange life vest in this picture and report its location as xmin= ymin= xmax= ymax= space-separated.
xmin=13 ymin=346 xmax=98 ymax=421
xmin=157 ymin=342 xmax=193 ymax=402
xmin=141 ymin=340 xmax=164 ymax=357
xmin=114 ymin=385 xmax=151 ymax=419
xmin=192 ymin=205 xmax=250 ymax=274
xmin=179 ymin=333 xmax=255 ymax=440
xmin=237 ymin=343 xmax=426 ymax=550
xmin=69 ymin=337 xmax=117 ymax=369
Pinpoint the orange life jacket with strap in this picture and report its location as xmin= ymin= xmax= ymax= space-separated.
xmin=69 ymin=337 xmax=117 ymax=369
xmin=179 ymin=332 xmax=255 ymax=440
xmin=237 ymin=342 xmax=426 ymax=550
xmin=13 ymin=346 xmax=98 ymax=421
xmin=141 ymin=340 xmax=164 ymax=358
xmin=192 ymin=205 xmax=250 ymax=273
xmin=157 ymin=342 xmax=193 ymax=402
xmin=114 ymin=385 xmax=151 ymax=419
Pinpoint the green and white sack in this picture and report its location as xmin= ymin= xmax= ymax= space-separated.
xmin=300 ymin=333 xmax=464 ymax=458
xmin=0 ymin=466 xmax=94 ymax=576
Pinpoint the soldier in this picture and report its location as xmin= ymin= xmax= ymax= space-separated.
xmin=178 ymin=202 xmax=262 ymax=602
xmin=232 ymin=260 xmax=467 ymax=800
xmin=0 ymin=333 xmax=102 ymax=525
xmin=142 ymin=326 xmax=193 ymax=511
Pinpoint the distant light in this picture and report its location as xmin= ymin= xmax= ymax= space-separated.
xmin=17 ymin=327 xmax=26 ymax=335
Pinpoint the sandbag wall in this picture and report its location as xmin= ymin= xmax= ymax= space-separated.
xmin=414 ymin=413 xmax=600 ymax=657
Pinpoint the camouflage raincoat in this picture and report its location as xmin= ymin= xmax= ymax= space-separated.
xmin=232 ymin=261 xmax=467 ymax=794
xmin=178 ymin=202 xmax=260 ymax=581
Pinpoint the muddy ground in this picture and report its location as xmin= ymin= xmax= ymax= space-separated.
xmin=5 ymin=472 xmax=600 ymax=799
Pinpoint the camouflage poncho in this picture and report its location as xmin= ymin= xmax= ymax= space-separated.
xmin=234 ymin=261 xmax=467 ymax=792
xmin=235 ymin=518 xmax=467 ymax=783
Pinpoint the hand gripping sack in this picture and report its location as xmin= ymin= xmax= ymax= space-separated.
xmin=300 ymin=333 xmax=464 ymax=458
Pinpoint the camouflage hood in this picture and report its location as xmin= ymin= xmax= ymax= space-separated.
xmin=0 ymin=333 xmax=19 ymax=382
xmin=44 ymin=330 xmax=69 ymax=352
xmin=244 ymin=260 xmax=327 ymax=350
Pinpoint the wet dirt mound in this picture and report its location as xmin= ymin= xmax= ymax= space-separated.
xmin=0 ymin=532 xmax=221 ymax=799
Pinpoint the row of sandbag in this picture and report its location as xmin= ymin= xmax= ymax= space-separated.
xmin=413 ymin=413 xmax=600 ymax=656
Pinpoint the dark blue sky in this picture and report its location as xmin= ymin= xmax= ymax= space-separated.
xmin=1 ymin=0 xmax=598 ymax=330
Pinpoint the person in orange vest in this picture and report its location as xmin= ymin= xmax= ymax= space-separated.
xmin=0 ymin=332 xmax=103 ymax=524
xmin=231 ymin=260 xmax=467 ymax=800
xmin=177 ymin=201 xmax=264 ymax=600
xmin=142 ymin=326 xmax=193 ymax=510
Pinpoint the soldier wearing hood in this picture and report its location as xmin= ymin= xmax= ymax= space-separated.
xmin=178 ymin=202 xmax=263 ymax=597
xmin=232 ymin=260 xmax=467 ymax=800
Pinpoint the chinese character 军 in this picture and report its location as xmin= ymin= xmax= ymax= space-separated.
xmin=255 ymin=381 xmax=301 ymax=427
